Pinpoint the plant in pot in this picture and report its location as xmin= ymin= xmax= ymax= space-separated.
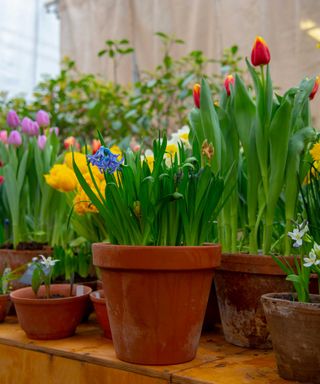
xmin=261 ymin=222 xmax=320 ymax=383
xmin=73 ymin=134 xmax=227 ymax=365
xmin=10 ymin=255 xmax=92 ymax=340
xmin=189 ymin=36 xmax=318 ymax=348
xmin=0 ymin=110 xmax=63 ymax=270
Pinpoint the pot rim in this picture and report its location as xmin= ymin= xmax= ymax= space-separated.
xmin=92 ymin=243 xmax=221 ymax=250
xmin=261 ymin=292 xmax=320 ymax=309
xmin=90 ymin=289 xmax=105 ymax=303
xmin=10 ymin=284 xmax=92 ymax=304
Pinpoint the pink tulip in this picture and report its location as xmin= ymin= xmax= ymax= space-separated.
xmin=36 ymin=110 xmax=50 ymax=127
xmin=37 ymin=135 xmax=47 ymax=150
xmin=6 ymin=110 xmax=20 ymax=128
xmin=49 ymin=127 xmax=59 ymax=136
xmin=0 ymin=130 xmax=8 ymax=143
xmin=7 ymin=130 xmax=22 ymax=146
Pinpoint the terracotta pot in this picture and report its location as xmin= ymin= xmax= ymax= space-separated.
xmin=0 ymin=294 xmax=11 ymax=322
xmin=93 ymin=243 xmax=221 ymax=365
xmin=214 ymin=253 xmax=294 ymax=349
xmin=0 ymin=247 xmax=52 ymax=273
xmin=261 ymin=293 xmax=320 ymax=383
xmin=10 ymin=284 xmax=92 ymax=340
xmin=90 ymin=290 xmax=112 ymax=338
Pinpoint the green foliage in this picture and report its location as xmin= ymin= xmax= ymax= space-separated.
xmin=73 ymin=136 xmax=226 ymax=246
xmin=0 ymin=266 xmax=24 ymax=294
xmin=0 ymin=34 xmax=243 ymax=144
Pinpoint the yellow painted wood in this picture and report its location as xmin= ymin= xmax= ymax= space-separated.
xmin=0 ymin=317 xmax=298 ymax=384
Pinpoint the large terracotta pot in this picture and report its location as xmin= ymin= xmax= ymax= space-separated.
xmin=90 ymin=290 xmax=112 ymax=338
xmin=214 ymin=253 xmax=294 ymax=349
xmin=261 ymin=293 xmax=320 ymax=383
xmin=0 ymin=294 xmax=10 ymax=322
xmin=10 ymin=284 xmax=92 ymax=340
xmin=93 ymin=243 xmax=221 ymax=365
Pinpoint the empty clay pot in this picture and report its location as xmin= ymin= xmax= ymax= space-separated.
xmin=10 ymin=284 xmax=92 ymax=340
xmin=261 ymin=293 xmax=320 ymax=383
xmin=93 ymin=243 xmax=221 ymax=365
xmin=90 ymin=290 xmax=112 ymax=338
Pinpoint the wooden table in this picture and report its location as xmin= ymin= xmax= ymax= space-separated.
xmin=0 ymin=316 xmax=297 ymax=384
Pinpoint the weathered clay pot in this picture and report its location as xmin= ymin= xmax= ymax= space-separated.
xmin=261 ymin=293 xmax=320 ymax=383
xmin=90 ymin=290 xmax=112 ymax=338
xmin=93 ymin=243 xmax=221 ymax=365
xmin=214 ymin=253 xmax=294 ymax=349
xmin=0 ymin=246 xmax=52 ymax=273
xmin=10 ymin=284 xmax=92 ymax=340
xmin=0 ymin=294 xmax=11 ymax=322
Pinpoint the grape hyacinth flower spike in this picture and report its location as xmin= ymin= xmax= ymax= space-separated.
xmin=87 ymin=146 xmax=123 ymax=173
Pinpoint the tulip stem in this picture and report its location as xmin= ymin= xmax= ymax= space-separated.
xmin=260 ymin=65 xmax=265 ymax=87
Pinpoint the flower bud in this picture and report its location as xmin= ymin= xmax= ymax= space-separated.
xmin=309 ymin=76 xmax=320 ymax=100
xmin=251 ymin=36 xmax=271 ymax=66
xmin=21 ymin=117 xmax=33 ymax=134
xmin=37 ymin=135 xmax=47 ymax=150
xmin=224 ymin=75 xmax=235 ymax=96
xmin=30 ymin=122 xmax=40 ymax=136
xmin=0 ymin=130 xmax=8 ymax=144
xmin=49 ymin=127 xmax=59 ymax=136
xmin=7 ymin=130 xmax=22 ymax=147
xmin=92 ymin=139 xmax=101 ymax=154
xmin=193 ymin=84 xmax=201 ymax=109
xmin=6 ymin=110 xmax=20 ymax=128
xmin=0 ymin=176 xmax=4 ymax=185
xmin=36 ymin=110 xmax=50 ymax=127
xmin=64 ymin=136 xmax=79 ymax=150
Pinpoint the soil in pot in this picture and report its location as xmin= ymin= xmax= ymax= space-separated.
xmin=261 ymin=293 xmax=320 ymax=383
xmin=90 ymin=290 xmax=112 ymax=338
xmin=0 ymin=294 xmax=11 ymax=322
xmin=10 ymin=284 xmax=92 ymax=340
xmin=93 ymin=243 xmax=221 ymax=365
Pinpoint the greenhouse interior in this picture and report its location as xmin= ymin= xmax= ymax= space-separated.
xmin=0 ymin=0 xmax=320 ymax=383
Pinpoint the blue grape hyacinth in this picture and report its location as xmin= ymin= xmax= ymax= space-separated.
xmin=87 ymin=146 xmax=123 ymax=173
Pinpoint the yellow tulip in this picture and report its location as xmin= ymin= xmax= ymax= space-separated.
xmin=44 ymin=164 xmax=77 ymax=192
xmin=64 ymin=152 xmax=88 ymax=174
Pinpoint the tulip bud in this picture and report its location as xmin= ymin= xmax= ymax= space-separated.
xmin=309 ymin=76 xmax=320 ymax=100
xmin=0 ymin=176 xmax=4 ymax=185
xmin=224 ymin=75 xmax=235 ymax=96
xmin=37 ymin=135 xmax=47 ymax=150
xmin=21 ymin=117 xmax=39 ymax=136
xmin=30 ymin=122 xmax=40 ymax=136
xmin=251 ymin=36 xmax=271 ymax=66
xmin=0 ymin=130 xmax=8 ymax=144
xmin=6 ymin=110 xmax=20 ymax=128
xmin=36 ymin=110 xmax=50 ymax=127
xmin=193 ymin=84 xmax=201 ymax=109
xmin=92 ymin=139 xmax=101 ymax=154
xmin=64 ymin=136 xmax=79 ymax=150
xmin=7 ymin=130 xmax=22 ymax=147
xmin=49 ymin=127 xmax=59 ymax=136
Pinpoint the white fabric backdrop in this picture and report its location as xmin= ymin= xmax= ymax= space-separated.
xmin=59 ymin=0 xmax=320 ymax=121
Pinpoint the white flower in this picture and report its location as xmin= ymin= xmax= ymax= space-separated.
xmin=39 ymin=255 xmax=59 ymax=268
xmin=303 ymin=249 xmax=320 ymax=267
xmin=288 ymin=228 xmax=305 ymax=248
xmin=32 ymin=257 xmax=38 ymax=262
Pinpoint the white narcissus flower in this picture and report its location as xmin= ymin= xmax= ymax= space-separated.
xmin=288 ymin=228 xmax=305 ymax=248
xmin=39 ymin=255 xmax=59 ymax=268
xmin=303 ymin=248 xmax=320 ymax=267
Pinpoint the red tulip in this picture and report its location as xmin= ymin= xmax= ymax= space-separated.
xmin=309 ymin=76 xmax=320 ymax=100
xmin=92 ymin=139 xmax=101 ymax=154
xmin=251 ymin=36 xmax=271 ymax=66
xmin=224 ymin=75 xmax=235 ymax=96
xmin=0 ymin=176 xmax=4 ymax=185
xmin=193 ymin=84 xmax=201 ymax=109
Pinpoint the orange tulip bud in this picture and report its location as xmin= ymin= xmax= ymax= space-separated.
xmin=309 ymin=76 xmax=320 ymax=100
xmin=92 ymin=139 xmax=101 ymax=154
xmin=193 ymin=83 xmax=201 ymax=108
xmin=251 ymin=36 xmax=271 ymax=66
xmin=224 ymin=75 xmax=235 ymax=96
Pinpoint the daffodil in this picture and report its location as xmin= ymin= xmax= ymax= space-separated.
xmin=310 ymin=142 xmax=320 ymax=162
xmin=64 ymin=152 xmax=88 ymax=174
xmin=44 ymin=164 xmax=77 ymax=192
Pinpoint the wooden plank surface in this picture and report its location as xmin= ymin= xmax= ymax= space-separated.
xmin=0 ymin=316 xmax=297 ymax=384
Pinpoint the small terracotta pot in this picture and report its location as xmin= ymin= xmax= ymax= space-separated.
xmin=261 ymin=293 xmax=320 ymax=383
xmin=10 ymin=284 xmax=92 ymax=340
xmin=90 ymin=290 xmax=112 ymax=338
xmin=0 ymin=247 xmax=52 ymax=272
xmin=214 ymin=253 xmax=294 ymax=349
xmin=0 ymin=294 xmax=11 ymax=322
xmin=93 ymin=243 xmax=221 ymax=365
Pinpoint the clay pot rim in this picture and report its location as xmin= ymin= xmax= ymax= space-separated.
xmin=0 ymin=294 xmax=10 ymax=300
xmin=261 ymin=292 xmax=320 ymax=310
xmin=10 ymin=284 xmax=92 ymax=304
xmin=90 ymin=289 xmax=105 ymax=303
xmin=93 ymin=243 xmax=221 ymax=270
